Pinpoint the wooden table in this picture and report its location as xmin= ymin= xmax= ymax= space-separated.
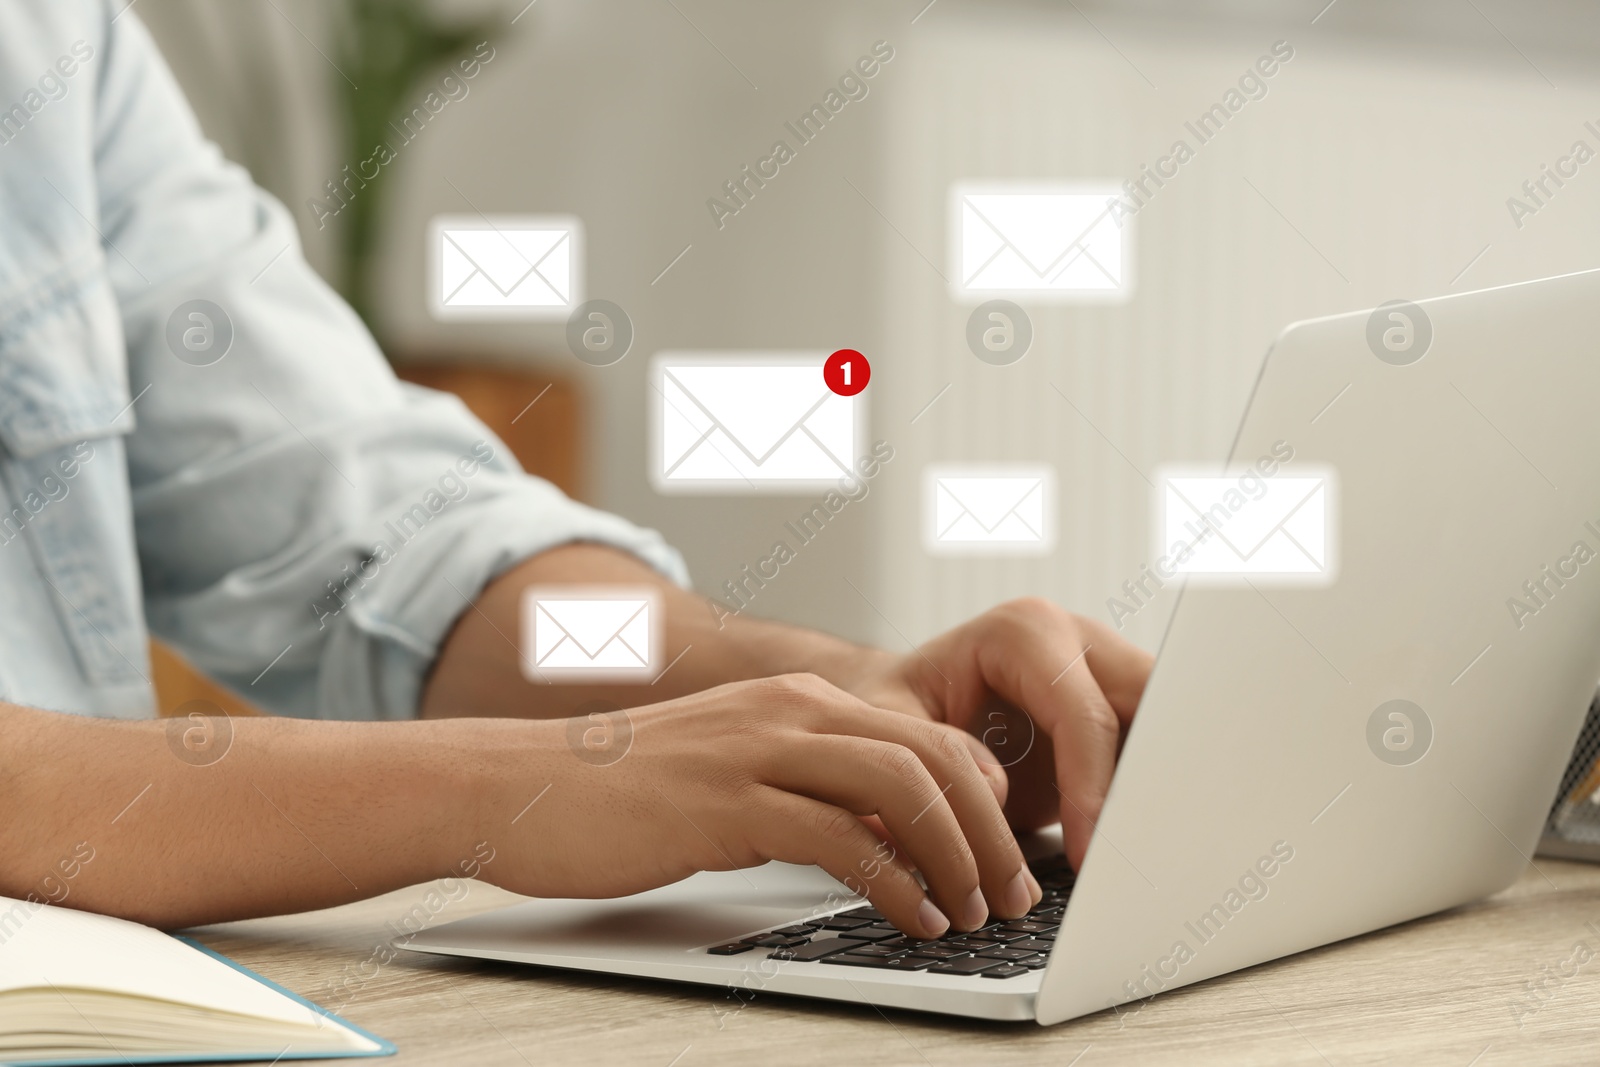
xmin=191 ymin=859 xmax=1600 ymax=1066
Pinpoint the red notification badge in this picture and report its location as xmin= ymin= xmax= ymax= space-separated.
xmin=824 ymin=349 xmax=870 ymax=397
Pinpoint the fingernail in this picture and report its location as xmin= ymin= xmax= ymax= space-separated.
xmin=918 ymin=898 xmax=950 ymax=938
xmin=1003 ymin=869 xmax=1032 ymax=918
xmin=961 ymin=886 xmax=988 ymax=930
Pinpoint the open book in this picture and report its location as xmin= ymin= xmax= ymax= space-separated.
xmin=0 ymin=896 xmax=392 ymax=1065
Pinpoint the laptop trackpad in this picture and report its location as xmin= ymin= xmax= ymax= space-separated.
xmin=412 ymin=862 xmax=849 ymax=958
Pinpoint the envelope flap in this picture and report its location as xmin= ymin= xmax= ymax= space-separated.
xmin=1170 ymin=478 xmax=1323 ymax=557
xmin=939 ymin=477 xmax=1041 ymax=530
xmin=445 ymin=229 xmax=567 ymax=293
xmin=665 ymin=366 xmax=834 ymax=459
xmin=964 ymin=193 xmax=1112 ymax=276
xmin=538 ymin=600 xmax=647 ymax=658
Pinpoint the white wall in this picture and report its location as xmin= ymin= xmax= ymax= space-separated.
xmin=872 ymin=6 xmax=1600 ymax=651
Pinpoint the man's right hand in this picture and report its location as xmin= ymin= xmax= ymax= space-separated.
xmin=0 ymin=676 xmax=1039 ymax=935
xmin=484 ymin=674 xmax=1042 ymax=938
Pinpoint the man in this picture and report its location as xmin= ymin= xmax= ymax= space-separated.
xmin=0 ymin=3 xmax=1151 ymax=942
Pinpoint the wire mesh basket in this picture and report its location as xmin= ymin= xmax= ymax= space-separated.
xmin=1537 ymin=690 xmax=1600 ymax=862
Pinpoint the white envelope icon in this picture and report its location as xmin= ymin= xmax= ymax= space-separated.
xmin=1161 ymin=474 xmax=1332 ymax=578
xmin=925 ymin=465 xmax=1055 ymax=555
xmin=522 ymin=592 xmax=655 ymax=678
xmin=429 ymin=214 xmax=582 ymax=319
xmin=653 ymin=355 xmax=859 ymax=491
xmin=952 ymin=185 xmax=1131 ymax=300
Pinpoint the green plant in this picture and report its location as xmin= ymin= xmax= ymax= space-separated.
xmin=332 ymin=0 xmax=501 ymax=344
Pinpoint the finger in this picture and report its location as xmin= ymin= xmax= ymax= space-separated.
xmin=957 ymin=607 xmax=1125 ymax=870
xmin=859 ymin=813 xmax=894 ymax=848
xmin=859 ymin=735 xmax=1010 ymax=834
xmin=1040 ymin=665 xmax=1121 ymax=871
xmin=881 ymin=718 xmax=1036 ymax=920
xmin=953 ymin=724 xmax=1010 ymax=808
xmin=976 ymin=696 xmax=1059 ymax=831
xmin=799 ymin=705 xmax=1037 ymax=922
xmin=750 ymin=788 xmax=950 ymax=939
xmin=1074 ymin=617 xmax=1156 ymax=722
xmin=768 ymin=735 xmax=991 ymax=930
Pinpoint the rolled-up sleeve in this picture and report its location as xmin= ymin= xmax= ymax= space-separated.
xmin=94 ymin=8 xmax=686 ymax=720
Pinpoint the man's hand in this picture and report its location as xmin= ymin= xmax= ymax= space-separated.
xmin=840 ymin=599 xmax=1154 ymax=871
xmin=492 ymin=674 xmax=1042 ymax=936
xmin=1 ymin=681 xmax=1039 ymax=934
xmin=424 ymin=548 xmax=1153 ymax=880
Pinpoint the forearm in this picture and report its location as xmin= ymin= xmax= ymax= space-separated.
xmin=0 ymin=703 xmax=536 ymax=928
xmin=420 ymin=543 xmax=893 ymax=719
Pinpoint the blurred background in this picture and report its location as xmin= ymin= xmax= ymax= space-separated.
xmin=135 ymin=0 xmax=1600 ymax=709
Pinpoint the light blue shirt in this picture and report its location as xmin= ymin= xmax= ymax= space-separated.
xmin=0 ymin=2 xmax=686 ymax=720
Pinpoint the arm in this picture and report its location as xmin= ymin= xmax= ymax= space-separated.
xmin=424 ymin=544 xmax=1156 ymax=869
xmin=0 ymin=704 xmax=494 ymax=926
xmin=0 ymin=681 xmax=1037 ymax=938
xmin=419 ymin=542 xmax=890 ymax=718
xmin=87 ymin=10 xmax=688 ymax=725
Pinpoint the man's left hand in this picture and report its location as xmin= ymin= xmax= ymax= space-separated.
xmin=842 ymin=598 xmax=1154 ymax=871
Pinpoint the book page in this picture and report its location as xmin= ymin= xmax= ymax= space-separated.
xmin=0 ymin=897 xmax=330 ymax=1029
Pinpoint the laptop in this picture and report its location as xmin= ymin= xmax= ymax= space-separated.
xmin=406 ymin=267 xmax=1600 ymax=1025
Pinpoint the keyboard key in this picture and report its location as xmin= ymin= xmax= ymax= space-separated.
xmin=906 ymin=944 xmax=973 ymax=960
xmin=840 ymin=906 xmax=885 ymax=922
xmin=976 ymin=946 xmax=1035 ymax=961
xmin=822 ymin=952 xmax=937 ymax=971
xmin=938 ymin=937 xmax=986 ymax=950
xmin=837 ymin=925 xmax=902 ymax=942
xmin=1000 ymin=921 xmax=1057 ymax=935
xmin=839 ymin=942 xmax=904 ymax=957
xmin=982 ymin=964 xmax=1032 ymax=979
xmin=1018 ymin=954 xmax=1049 ymax=969
xmin=929 ymin=956 xmax=1004 ymax=975
xmin=766 ymin=936 xmax=858 ymax=962
xmin=746 ymin=933 xmax=811 ymax=948
xmin=707 ymin=942 xmax=755 ymax=955
xmin=887 ymin=956 xmax=942 ymax=970
xmin=773 ymin=924 xmax=819 ymax=937
xmin=967 ymin=929 xmax=1027 ymax=943
xmin=1007 ymin=939 xmax=1054 ymax=954
xmin=819 ymin=915 xmax=874 ymax=930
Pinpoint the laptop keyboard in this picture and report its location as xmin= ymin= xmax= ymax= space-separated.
xmin=705 ymin=854 xmax=1074 ymax=980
